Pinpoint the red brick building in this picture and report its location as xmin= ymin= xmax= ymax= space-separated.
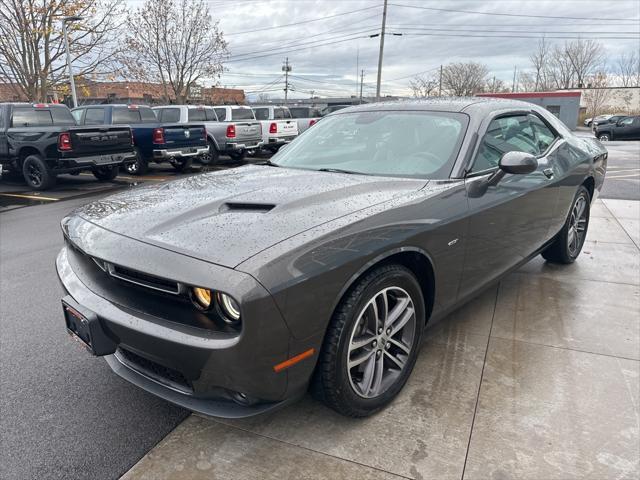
xmin=0 ymin=81 xmax=245 ymax=105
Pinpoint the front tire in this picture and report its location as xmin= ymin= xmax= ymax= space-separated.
xmin=597 ymin=133 xmax=610 ymax=141
xmin=172 ymin=157 xmax=193 ymax=172
xmin=92 ymin=165 xmax=119 ymax=181
xmin=313 ymin=264 xmax=425 ymax=417
xmin=22 ymin=155 xmax=56 ymax=190
xmin=123 ymin=149 xmax=148 ymax=175
xmin=542 ymin=185 xmax=591 ymax=264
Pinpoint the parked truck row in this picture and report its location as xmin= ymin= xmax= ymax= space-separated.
xmin=0 ymin=102 xmax=327 ymax=190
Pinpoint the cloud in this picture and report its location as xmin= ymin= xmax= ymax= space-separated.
xmin=200 ymin=0 xmax=640 ymax=99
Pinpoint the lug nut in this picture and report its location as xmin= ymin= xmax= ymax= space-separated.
xmin=372 ymin=340 xmax=377 ymax=347
xmin=385 ymin=343 xmax=390 ymax=349
xmin=386 ymin=328 xmax=391 ymax=335
xmin=378 ymin=328 xmax=383 ymax=334
xmin=376 ymin=350 xmax=382 ymax=357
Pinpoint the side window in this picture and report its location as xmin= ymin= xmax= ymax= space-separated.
xmin=529 ymin=114 xmax=557 ymax=153
xmin=71 ymin=109 xmax=84 ymax=125
xmin=214 ymin=108 xmax=226 ymax=121
xmin=84 ymin=108 xmax=105 ymax=125
xmin=254 ymin=108 xmax=269 ymax=120
xmin=472 ymin=115 xmax=539 ymax=173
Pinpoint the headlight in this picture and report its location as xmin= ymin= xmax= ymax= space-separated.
xmin=217 ymin=292 xmax=241 ymax=323
xmin=191 ymin=287 xmax=212 ymax=310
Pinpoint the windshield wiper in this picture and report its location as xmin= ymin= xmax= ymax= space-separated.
xmin=316 ymin=168 xmax=359 ymax=174
xmin=257 ymin=159 xmax=280 ymax=167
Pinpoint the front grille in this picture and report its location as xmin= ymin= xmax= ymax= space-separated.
xmin=117 ymin=348 xmax=192 ymax=393
xmin=107 ymin=263 xmax=181 ymax=295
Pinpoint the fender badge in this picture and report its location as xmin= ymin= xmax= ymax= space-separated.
xmin=448 ymin=238 xmax=459 ymax=246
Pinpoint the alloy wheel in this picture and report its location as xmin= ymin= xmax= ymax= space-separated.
xmin=347 ymin=286 xmax=416 ymax=399
xmin=567 ymin=195 xmax=588 ymax=257
xmin=27 ymin=162 xmax=43 ymax=187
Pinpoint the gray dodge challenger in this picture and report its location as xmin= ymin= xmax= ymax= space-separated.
xmin=57 ymin=98 xmax=607 ymax=418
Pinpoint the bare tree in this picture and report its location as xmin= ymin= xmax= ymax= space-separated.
xmin=517 ymin=71 xmax=538 ymax=92
xmin=0 ymin=0 xmax=124 ymax=102
xmin=409 ymin=74 xmax=439 ymax=98
xmin=529 ymin=38 xmax=551 ymax=91
xmin=120 ymin=0 xmax=228 ymax=103
xmin=547 ymin=43 xmax=576 ymax=89
xmin=441 ymin=62 xmax=488 ymax=96
xmin=615 ymin=52 xmax=640 ymax=87
xmin=565 ymin=39 xmax=605 ymax=88
xmin=583 ymin=71 xmax=612 ymax=116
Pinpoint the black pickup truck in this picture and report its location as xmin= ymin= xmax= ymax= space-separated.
xmin=594 ymin=115 xmax=640 ymax=141
xmin=0 ymin=103 xmax=135 ymax=190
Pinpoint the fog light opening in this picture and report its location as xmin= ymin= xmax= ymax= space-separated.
xmin=191 ymin=287 xmax=212 ymax=311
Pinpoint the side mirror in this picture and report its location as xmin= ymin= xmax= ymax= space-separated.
xmin=499 ymin=151 xmax=538 ymax=175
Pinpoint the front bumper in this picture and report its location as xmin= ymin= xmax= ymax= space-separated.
xmin=55 ymin=225 xmax=312 ymax=417
xmin=153 ymin=146 xmax=209 ymax=159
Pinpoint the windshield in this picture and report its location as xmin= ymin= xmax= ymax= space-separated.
xmin=271 ymin=110 xmax=467 ymax=178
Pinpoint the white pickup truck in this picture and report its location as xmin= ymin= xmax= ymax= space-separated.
xmin=251 ymin=105 xmax=299 ymax=153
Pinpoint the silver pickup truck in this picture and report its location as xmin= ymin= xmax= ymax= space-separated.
xmin=153 ymin=105 xmax=262 ymax=164
xmin=251 ymin=105 xmax=299 ymax=153
xmin=288 ymin=106 xmax=322 ymax=134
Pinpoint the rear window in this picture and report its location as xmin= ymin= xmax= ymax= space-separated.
xmin=231 ymin=108 xmax=255 ymax=120
xmin=157 ymin=108 xmax=180 ymax=123
xmin=253 ymin=108 xmax=269 ymax=120
xmin=188 ymin=108 xmax=206 ymax=122
xmin=11 ymin=106 xmax=75 ymax=127
xmin=214 ymin=108 xmax=226 ymax=121
xmin=289 ymin=107 xmax=309 ymax=118
xmin=275 ymin=108 xmax=291 ymax=119
xmin=112 ymin=106 xmax=156 ymax=124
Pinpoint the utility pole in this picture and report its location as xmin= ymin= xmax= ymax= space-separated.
xmin=62 ymin=16 xmax=83 ymax=108
xmin=375 ymin=0 xmax=388 ymax=102
xmin=492 ymin=76 xmax=496 ymax=92
xmin=359 ymin=70 xmax=364 ymax=104
xmin=512 ymin=65 xmax=518 ymax=93
xmin=282 ymin=57 xmax=292 ymax=102
xmin=355 ymin=46 xmax=359 ymax=98
xmin=438 ymin=65 xmax=443 ymax=96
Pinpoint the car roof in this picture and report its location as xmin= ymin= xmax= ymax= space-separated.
xmin=331 ymin=97 xmax=539 ymax=116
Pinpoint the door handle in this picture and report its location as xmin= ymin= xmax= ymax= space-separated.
xmin=543 ymin=168 xmax=554 ymax=179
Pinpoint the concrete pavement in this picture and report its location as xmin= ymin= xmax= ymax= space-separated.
xmin=122 ymin=198 xmax=640 ymax=480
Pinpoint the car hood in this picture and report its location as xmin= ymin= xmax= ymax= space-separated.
xmin=75 ymin=165 xmax=427 ymax=267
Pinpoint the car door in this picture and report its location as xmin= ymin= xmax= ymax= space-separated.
xmin=459 ymin=113 xmax=560 ymax=300
xmin=615 ymin=116 xmax=637 ymax=140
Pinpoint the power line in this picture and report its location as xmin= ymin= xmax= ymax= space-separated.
xmin=225 ymin=5 xmax=381 ymax=36
xmin=391 ymin=26 xmax=640 ymax=36
xmin=388 ymin=2 xmax=639 ymax=22
xmin=224 ymin=34 xmax=372 ymax=63
xmin=397 ymin=31 xmax=640 ymax=40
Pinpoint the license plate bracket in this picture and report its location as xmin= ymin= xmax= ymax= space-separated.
xmin=62 ymin=296 xmax=117 ymax=356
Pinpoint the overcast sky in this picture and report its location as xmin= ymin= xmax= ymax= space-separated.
xmin=146 ymin=0 xmax=640 ymax=100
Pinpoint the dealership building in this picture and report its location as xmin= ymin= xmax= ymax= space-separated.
xmin=477 ymin=91 xmax=581 ymax=129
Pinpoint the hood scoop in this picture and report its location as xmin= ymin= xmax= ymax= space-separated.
xmin=219 ymin=202 xmax=275 ymax=213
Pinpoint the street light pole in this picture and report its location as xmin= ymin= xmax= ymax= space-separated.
xmin=62 ymin=16 xmax=82 ymax=108
xmin=375 ymin=0 xmax=388 ymax=102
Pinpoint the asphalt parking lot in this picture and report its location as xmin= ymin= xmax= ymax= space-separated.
xmin=1 ymin=144 xmax=639 ymax=480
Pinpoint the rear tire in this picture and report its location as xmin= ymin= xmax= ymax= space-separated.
xmin=229 ymin=150 xmax=246 ymax=161
xmin=313 ymin=264 xmax=425 ymax=417
xmin=22 ymin=155 xmax=56 ymax=190
xmin=542 ymin=185 xmax=591 ymax=264
xmin=123 ymin=149 xmax=148 ymax=175
xmin=172 ymin=157 xmax=193 ymax=172
xmin=92 ymin=165 xmax=119 ymax=182
xmin=200 ymin=140 xmax=219 ymax=165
